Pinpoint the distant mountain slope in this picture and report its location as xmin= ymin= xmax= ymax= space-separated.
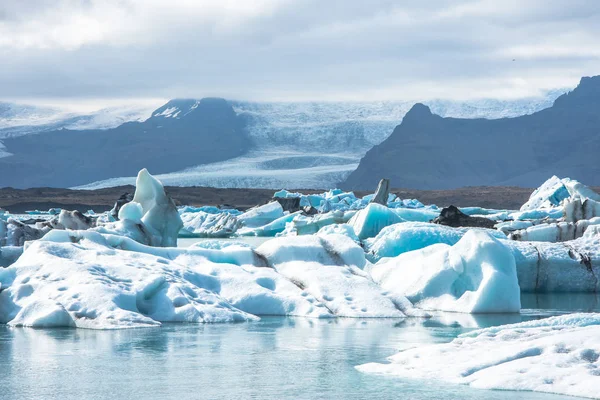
xmin=342 ymin=76 xmax=600 ymax=190
xmin=0 ymin=98 xmax=249 ymax=188
xmin=0 ymin=102 xmax=155 ymax=139
xmin=0 ymin=88 xmax=569 ymax=189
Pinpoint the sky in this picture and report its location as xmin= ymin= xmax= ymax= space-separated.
xmin=1 ymin=0 xmax=600 ymax=110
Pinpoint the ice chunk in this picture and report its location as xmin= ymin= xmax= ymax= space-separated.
xmin=0 ymin=246 xmax=23 ymax=267
xmin=520 ymin=176 xmax=571 ymax=210
xmin=564 ymin=197 xmax=600 ymax=223
xmin=132 ymin=168 xmax=183 ymax=247
xmin=506 ymin=233 xmax=600 ymax=292
xmin=57 ymin=210 xmax=95 ymax=230
xmin=238 ymin=211 xmax=301 ymax=237
xmin=348 ymin=203 xmax=404 ymax=240
xmin=8 ymin=300 xmax=75 ymax=328
xmin=392 ymin=208 xmax=439 ymax=222
xmin=521 ymin=176 xmax=600 ymax=211
xmin=0 ymin=238 xmax=256 ymax=329
xmin=357 ymin=313 xmax=600 ymax=399
xmin=257 ymin=235 xmax=406 ymax=318
xmin=508 ymin=218 xmax=600 ymax=242
xmin=237 ymin=201 xmax=284 ymax=228
xmin=562 ymin=177 xmax=600 ymax=202
xmin=279 ymin=210 xmax=355 ymax=236
xmin=179 ymin=211 xmax=240 ymax=238
xmin=118 ymin=202 xmax=144 ymax=224
xmin=317 ymin=223 xmax=360 ymax=243
xmin=364 ymin=222 xmax=506 ymax=262
xmin=369 ymin=230 xmax=521 ymax=313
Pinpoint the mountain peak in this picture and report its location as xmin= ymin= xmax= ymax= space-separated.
xmin=150 ymin=97 xmax=230 ymax=120
xmin=403 ymin=103 xmax=432 ymax=120
xmin=552 ymin=75 xmax=600 ymax=108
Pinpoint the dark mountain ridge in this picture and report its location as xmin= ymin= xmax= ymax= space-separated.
xmin=342 ymin=76 xmax=600 ymax=190
xmin=0 ymin=98 xmax=250 ymax=188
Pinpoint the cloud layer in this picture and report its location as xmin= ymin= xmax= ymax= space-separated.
xmin=1 ymin=0 xmax=599 ymax=106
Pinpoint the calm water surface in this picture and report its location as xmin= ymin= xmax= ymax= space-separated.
xmin=2 ymin=294 xmax=599 ymax=400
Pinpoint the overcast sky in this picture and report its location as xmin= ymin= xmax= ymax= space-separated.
xmin=1 ymin=0 xmax=600 ymax=110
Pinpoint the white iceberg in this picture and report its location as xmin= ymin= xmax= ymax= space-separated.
xmin=131 ymin=168 xmax=183 ymax=247
xmin=237 ymin=201 xmax=284 ymax=228
xmin=507 ymin=229 xmax=600 ymax=292
xmin=521 ymin=176 xmax=600 ymax=211
xmin=0 ymin=237 xmax=256 ymax=329
xmin=369 ymin=230 xmax=521 ymax=313
xmin=508 ymin=218 xmax=600 ymax=242
xmin=179 ymin=211 xmax=240 ymax=238
xmin=364 ymin=222 xmax=506 ymax=262
xmin=348 ymin=203 xmax=404 ymax=240
xmin=357 ymin=313 xmax=600 ymax=399
xmin=257 ymin=235 xmax=407 ymax=318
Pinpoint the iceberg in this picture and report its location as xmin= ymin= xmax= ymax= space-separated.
xmin=508 ymin=218 xmax=600 ymax=242
xmin=317 ymin=223 xmax=360 ymax=244
xmin=369 ymin=231 xmax=521 ymax=313
xmin=520 ymin=175 xmax=571 ymax=211
xmin=348 ymin=203 xmax=404 ymax=240
xmin=357 ymin=313 xmax=600 ymax=399
xmin=565 ymin=198 xmax=600 ymax=223
xmin=237 ymin=201 xmax=284 ymax=228
xmin=363 ymin=222 xmax=506 ymax=262
xmin=256 ymin=235 xmax=407 ymax=318
xmin=0 ymin=229 xmax=410 ymax=329
xmin=507 ymin=230 xmax=600 ymax=292
xmin=238 ymin=211 xmax=301 ymax=237
xmin=521 ymin=176 xmax=600 ymax=212
xmin=131 ymin=168 xmax=183 ymax=247
xmin=279 ymin=210 xmax=355 ymax=236
xmin=179 ymin=211 xmax=240 ymax=238
xmin=0 ymin=237 xmax=256 ymax=329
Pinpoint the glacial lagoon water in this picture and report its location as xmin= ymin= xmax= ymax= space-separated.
xmin=2 ymin=294 xmax=599 ymax=400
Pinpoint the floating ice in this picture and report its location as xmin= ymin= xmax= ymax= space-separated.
xmin=237 ymin=201 xmax=284 ymax=228
xmin=257 ymin=235 xmax=407 ymax=318
xmin=0 ymin=238 xmax=256 ymax=329
xmin=179 ymin=211 xmax=240 ymax=238
xmin=348 ymin=203 xmax=404 ymax=240
xmin=565 ymin=198 xmax=600 ymax=223
xmin=521 ymin=176 xmax=600 ymax=211
xmin=369 ymin=230 xmax=521 ymax=313
xmin=132 ymin=168 xmax=183 ymax=247
xmin=357 ymin=313 xmax=600 ymax=399
xmin=507 ymin=231 xmax=600 ymax=292
xmin=363 ymin=222 xmax=506 ymax=262
xmin=508 ymin=218 xmax=600 ymax=242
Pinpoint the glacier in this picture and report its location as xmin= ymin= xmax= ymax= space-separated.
xmin=72 ymin=90 xmax=566 ymax=190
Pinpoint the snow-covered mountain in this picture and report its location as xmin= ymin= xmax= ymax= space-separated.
xmin=0 ymin=102 xmax=157 ymax=139
xmin=0 ymin=88 xmax=568 ymax=189
xmin=76 ymin=89 xmax=567 ymax=190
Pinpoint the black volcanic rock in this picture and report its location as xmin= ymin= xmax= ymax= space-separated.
xmin=431 ymin=205 xmax=496 ymax=229
xmin=0 ymin=98 xmax=250 ymax=188
xmin=342 ymin=76 xmax=600 ymax=190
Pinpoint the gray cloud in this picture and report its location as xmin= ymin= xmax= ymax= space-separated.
xmin=1 ymin=0 xmax=599 ymax=107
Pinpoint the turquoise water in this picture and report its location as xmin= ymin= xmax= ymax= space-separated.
xmin=3 ymin=295 xmax=598 ymax=400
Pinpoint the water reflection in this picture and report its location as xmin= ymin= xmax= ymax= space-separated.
xmin=0 ymin=313 xmax=579 ymax=400
xmin=2 ymin=293 xmax=599 ymax=400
